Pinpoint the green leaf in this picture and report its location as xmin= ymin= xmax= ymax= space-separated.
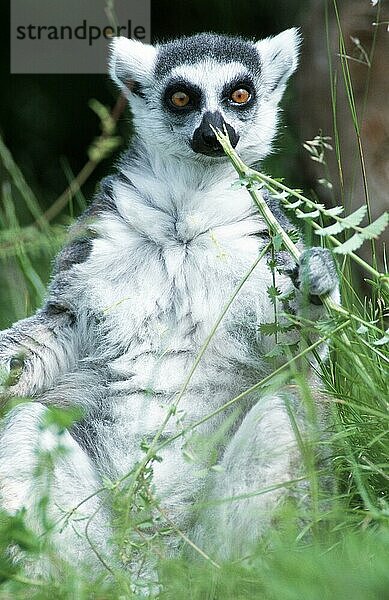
xmin=296 ymin=209 xmax=320 ymax=219
xmin=264 ymin=345 xmax=284 ymax=359
xmin=272 ymin=233 xmax=283 ymax=252
xmin=342 ymin=205 xmax=368 ymax=228
xmin=0 ymin=508 xmax=41 ymax=555
xmin=270 ymin=190 xmax=290 ymax=201
xmin=316 ymin=222 xmax=344 ymax=236
xmin=279 ymin=289 xmax=297 ymax=303
xmin=267 ymin=285 xmax=282 ymax=300
xmin=289 ymin=230 xmax=301 ymax=243
xmin=325 ymin=206 xmax=344 ymax=217
xmin=43 ymin=406 xmax=83 ymax=430
xmin=334 ymin=212 xmax=388 ymax=253
xmin=140 ymin=439 xmax=150 ymax=452
xmin=268 ymin=258 xmax=277 ymax=270
xmin=284 ymin=199 xmax=303 ymax=209
xmin=281 ymin=341 xmax=300 ymax=354
xmin=318 ymin=205 xmax=368 ymax=237
xmin=333 ymin=233 xmax=364 ymax=254
xmin=360 ymin=213 xmax=388 ymax=240
xmin=259 ymin=322 xmax=280 ymax=336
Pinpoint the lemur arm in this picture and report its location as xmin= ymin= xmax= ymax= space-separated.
xmin=264 ymin=190 xmax=340 ymax=312
xmin=40 ymin=196 xmax=104 ymax=366
xmin=40 ymin=244 xmax=90 ymax=365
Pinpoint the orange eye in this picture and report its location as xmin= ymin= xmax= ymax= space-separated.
xmin=171 ymin=91 xmax=190 ymax=107
xmin=230 ymin=88 xmax=251 ymax=104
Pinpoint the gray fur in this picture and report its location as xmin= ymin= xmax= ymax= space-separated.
xmin=154 ymin=33 xmax=262 ymax=80
xmin=54 ymin=237 xmax=94 ymax=273
xmin=0 ymin=30 xmax=339 ymax=580
xmin=0 ymin=313 xmax=76 ymax=399
xmin=299 ymin=247 xmax=338 ymax=298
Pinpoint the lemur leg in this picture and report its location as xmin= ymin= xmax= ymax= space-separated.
xmin=0 ymin=402 xmax=112 ymax=576
xmin=190 ymin=249 xmax=339 ymax=560
xmin=192 ymin=386 xmax=329 ymax=561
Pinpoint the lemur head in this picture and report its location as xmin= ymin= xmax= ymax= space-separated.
xmin=109 ymin=30 xmax=300 ymax=163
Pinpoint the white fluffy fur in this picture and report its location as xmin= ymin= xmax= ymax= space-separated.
xmin=256 ymin=28 xmax=301 ymax=101
xmin=0 ymin=30 xmax=338 ymax=579
xmin=109 ymin=37 xmax=157 ymax=93
xmin=0 ymin=402 xmax=111 ymax=574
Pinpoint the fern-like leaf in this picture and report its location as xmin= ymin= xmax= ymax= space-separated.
xmin=316 ymin=205 xmax=368 ymax=237
xmin=360 ymin=213 xmax=389 ymax=240
xmin=333 ymin=213 xmax=388 ymax=254
xmin=333 ymin=233 xmax=365 ymax=254
xmin=325 ymin=206 xmax=344 ymax=217
xmin=296 ymin=209 xmax=320 ymax=219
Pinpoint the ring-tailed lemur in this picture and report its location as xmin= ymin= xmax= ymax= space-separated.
xmin=0 ymin=30 xmax=339 ymax=577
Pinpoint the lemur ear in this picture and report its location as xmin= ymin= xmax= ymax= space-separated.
xmin=109 ymin=37 xmax=157 ymax=93
xmin=255 ymin=28 xmax=301 ymax=99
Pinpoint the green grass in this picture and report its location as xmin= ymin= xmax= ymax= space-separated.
xmin=0 ymin=2 xmax=388 ymax=598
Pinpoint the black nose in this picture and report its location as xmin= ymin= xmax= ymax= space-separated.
xmin=191 ymin=111 xmax=239 ymax=157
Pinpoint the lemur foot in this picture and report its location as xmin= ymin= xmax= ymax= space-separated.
xmin=298 ymin=247 xmax=338 ymax=302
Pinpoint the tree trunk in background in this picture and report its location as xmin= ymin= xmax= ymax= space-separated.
xmin=297 ymin=0 xmax=389 ymax=275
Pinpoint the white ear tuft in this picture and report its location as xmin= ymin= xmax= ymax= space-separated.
xmin=109 ymin=37 xmax=157 ymax=92
xmin=255 ymin=28 xmax=301 ymax=98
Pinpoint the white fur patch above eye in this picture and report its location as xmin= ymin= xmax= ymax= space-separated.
xmin=109 ymin=37 xmax=157 ymax=91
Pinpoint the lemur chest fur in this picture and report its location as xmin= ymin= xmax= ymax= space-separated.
xmin=68 ymin=173 xmax=285 ymax=481
xmin=73 ymin=171 xmax=280 ymax=370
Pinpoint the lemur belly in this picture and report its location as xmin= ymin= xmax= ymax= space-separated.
xmin=96 ymin=317 xmax=267 ymax=446
xmin=93 ymin=359 xmax=261 ymax=521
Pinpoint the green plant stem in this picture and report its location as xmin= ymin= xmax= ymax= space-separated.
xmin=154 ymin=502 xmax=221 ymax=569
xmin=213 ymin=128 xmax=388 ymax=292
xmin=326 ymin=19 xmax=345 ymax=196
xmin=332 ymin=0 xmax=377 ymax=269
xmin=213 ymin=128 xmax=383 ymax=391
xmin=0 ymin=135 xmax=50 ymax=233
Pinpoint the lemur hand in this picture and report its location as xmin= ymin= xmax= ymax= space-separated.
xmin=298 ymin=247 xmax=338 ymax=303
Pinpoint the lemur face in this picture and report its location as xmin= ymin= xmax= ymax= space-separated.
xmin=160 ymin=62 xmax=253 ymax=157
xmin=110 ymin=31 xmax=300 ymax=163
